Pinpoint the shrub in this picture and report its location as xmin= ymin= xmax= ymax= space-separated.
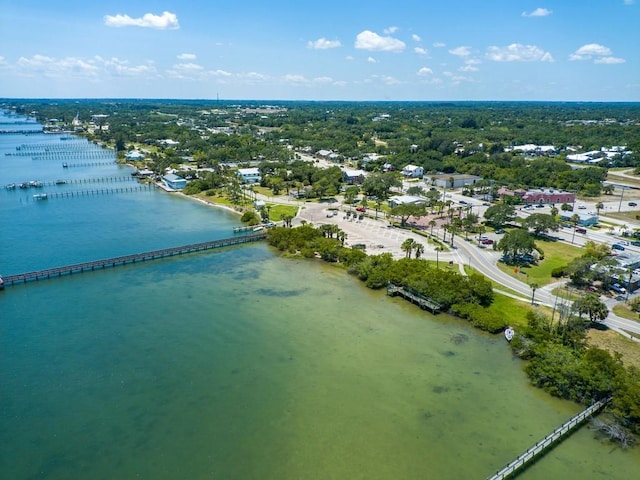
xmin=551 ymin=265 xmax=568 ymax=278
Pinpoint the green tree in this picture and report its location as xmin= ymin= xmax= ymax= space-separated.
xmin=497 ymin=229 xmax=536 ymax=262
xmin=573 ymin=292 xmax=609 ymax=323
xmin=390 ymin=203 xmax=426 ymax=227
xmin=343 ymin=186 xmax=359 ymax=208
xmin=523 ymin=213 xmax=561 ymax=236
xmin=570 ymin=213 xmax=581 ymax=244
xmin=484 ymin=203 xmax=516 ymax=228
xmin=561 ymin=203 xmax=573 ymax=213
xmin=414 ymin=243 xmax=425 ymax=259
xmin=595 ymin=202 xmax=604 ymax=215
xmin=401 ymin=238 xmax=416 ymax=258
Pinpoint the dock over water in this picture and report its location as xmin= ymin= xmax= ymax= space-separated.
xmin=486 ymin=398 xmax=610 ymax=479
xmin=0 ymin=232 xmax=267 ymax=288
xmin=386 ymin=283 xmax=441 ymax=313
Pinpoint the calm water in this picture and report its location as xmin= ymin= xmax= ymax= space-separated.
xmin=1 ymin=112 xmax=637 ymax=479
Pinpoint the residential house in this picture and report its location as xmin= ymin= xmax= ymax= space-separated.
xmin=162 ymin=173 xmax=187 ymax=190
xmin=237 ymin=167 xmax=261 ymax=184
xmin=343 ymin=169 xmax=366 ymax=185
xmin=402 ymin=164 xmax=424 ymax=178
xmin=388 ymin=195 xmax=426 ymax=207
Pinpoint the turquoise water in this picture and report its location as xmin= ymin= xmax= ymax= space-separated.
xmin=1 ymin=112 xmax=638 ymax=479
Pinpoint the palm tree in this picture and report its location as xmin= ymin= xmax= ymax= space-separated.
xmin=428 ymin=219 xmax=437 ymax=237
xmin=529 ymin=282 xmax=539 ymax=305
xmin=401 ymin=238 xmax=415 ymax=258
xmin=595 ymin=202 xmax=604 ymax=216
xmin=435 ymin=245 xmax=444 ymax=269
xmin=414 ymin=243 xmax=425 ymax=259
xmin=573 ymin=292 xmax=609 ymax=324
xmin=570 ymin=214 xmax=580 ymax=244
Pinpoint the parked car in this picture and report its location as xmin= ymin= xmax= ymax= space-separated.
xmin=631 ymin=240 xmax=640 ymax=247
xmin=628 ymin=202 xmax=637 ymax=207
xmin=578 ymin=205 xmax=587 ymax=209
xmin=481 ymin=239 xmax=494 ymax=245
xmin=576 ymin=227 xmax=587 ymax=234
xmin=494 ymin=228 xmax=505 ymax=234
xmin=612 ymin=243 xmax=626 ymax=251
xmin=612 ymin=283 xmax=627 ymax=294
xmin=355 ymin=206 xmax=366 ymax=212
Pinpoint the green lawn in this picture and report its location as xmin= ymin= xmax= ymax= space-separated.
xmin=486 ymin=292 xmax=541 ymax=329
xmin=267 ymin=203 xmax=298 ymax=221
xmin=498 ymin=238 xmax=584 ymax=286
xmin=612 ymin=303 xmax=640 ymax=323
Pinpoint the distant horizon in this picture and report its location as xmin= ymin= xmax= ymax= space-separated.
xmin=3 ymin=97 xmax=640 ymax=105
xmin=1 ymin=1 xmax=638 ymax=102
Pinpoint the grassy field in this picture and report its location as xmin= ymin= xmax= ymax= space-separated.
xmin=497 ymin=237 xmax=584 ymax=286
xmin=587 ymin=330 xmax=640 ymax=369
xmin=612 ymin=303 xmax=640 ymax=322
xmin=485 ymin=292 xmax=555 ymax=329
xmin=266 ymin=203 xmax=298 ymax=221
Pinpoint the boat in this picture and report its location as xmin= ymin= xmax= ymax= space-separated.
xmin=55 ymin=179 xmax=67 ymax=185
xmin=33 ymin=193 xmax=48 ymax=201
xmin=5 ymin=183 xmax=16 ymax=189
xmin=504 ymin=327 xmax=515 ymax=342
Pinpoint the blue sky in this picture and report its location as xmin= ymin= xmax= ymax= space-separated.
xmin=1 ymin=0 xmax=638 ymax=101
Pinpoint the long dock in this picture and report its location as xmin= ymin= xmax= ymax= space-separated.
xmin=486 ymin=398 xmax=610 ymax=480
xmin=0 ymin=232 xmax=267 ymax=288
xmin=387 ymin=283 xmax=441 ymax=313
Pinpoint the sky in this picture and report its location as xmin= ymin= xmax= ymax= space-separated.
xmin=1 ymin=0 xmax=639 ymax=101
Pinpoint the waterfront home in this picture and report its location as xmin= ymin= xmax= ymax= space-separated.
xmin=125 ymin=150 xmax=145 ymax=161
xmin=162 ymin=173 xmax=187 ymax=190
xmin=237 ymin=167 xmax=261 ymax=184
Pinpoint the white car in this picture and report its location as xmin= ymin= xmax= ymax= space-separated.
xmin=578 ymin=205 xmax=587 ymax=209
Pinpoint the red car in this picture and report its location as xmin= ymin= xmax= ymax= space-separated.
xmin=481 ymin=238 xmax=494 ymax=245
xmin=355 ymin=207 xmax=366 ymax=212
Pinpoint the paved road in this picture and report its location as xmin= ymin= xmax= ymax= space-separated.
xmin=258 ymin=192 xmax=640 ymax=337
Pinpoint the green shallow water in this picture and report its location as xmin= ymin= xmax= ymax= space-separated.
xmin=1 ymin=244 xmax=638 ymax=479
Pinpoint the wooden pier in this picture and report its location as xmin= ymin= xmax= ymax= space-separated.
xmin=486 ymin=398 xmax=610 ymax=480
xmin=0 ymin=232 xmax=267 ymax=288
xmin=387 ymin=283 xmax=441 ymax=313
xmin=34 ymin=185 xmax=157 ymax=199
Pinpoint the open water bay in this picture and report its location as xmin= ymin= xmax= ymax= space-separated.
xmin=1 ymin=115 xmax=638 ymax=479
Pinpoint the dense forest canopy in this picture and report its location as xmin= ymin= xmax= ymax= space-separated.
xmin=3 ymin=99 xmax=639 ymax=194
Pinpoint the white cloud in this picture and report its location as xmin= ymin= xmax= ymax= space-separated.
xmin=486 ymin=43 xmax=554 ymax=62
xmin=623 ymin=0 xmax=635 ymax=5
xmin=522 ymin=8 xmax=552 ymax=17
xmin=283 ymin=74 xmax=308 ymax=84
xmin=414 ymin=47 xmax=428 ymax=56
xmin=98 ymin=56 xmax=157 ymax=77
xmin=307 ymin=38 xmax=342 ymax=49
xmin=381 ymin=75 xmax=401 ymax=85
xmin=459 ymin=64 xmax=479 ymax=72
xmin=417 ymin=67 xmax=433 ymax=76
xmin=594 ymin=56 xmax=626 ymax=64
xmin=17 ymin=54 xmax=101 ymax=78
xmin=211 ymin=69 xmax=232 ymax=77
xmin=367 ymin=56 xmax=378 ymax=64
xmin=177 ymin=53 xmax=196 ymax=60
xmin=104 ymin=11 xmax=179 ymax=29
xmin=433 ymin=42 xmax=446 ymax=48
xmin=569 ymin=43 xmax=625 ymax=64
xmin=345 ymin=55 xmax=354 ymax=61
xmin=449 ymin=46 xmax=471 ymax=57
xmin=355 ymin=30 xmax=406 ymax=52
xmin=412 ymin=34 xmax=421 ymax=42
xmin=384 ymin=26 xmax=399 ymax=34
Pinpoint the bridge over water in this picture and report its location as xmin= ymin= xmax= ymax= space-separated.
xmin=0 ymin=232 xmax=267 ymax=289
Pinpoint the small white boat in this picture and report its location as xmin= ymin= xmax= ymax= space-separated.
xmin=504 ymin=327 xmax=515 ymax=342
xmin=33 ymin=193 xmax=48 ymax=201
